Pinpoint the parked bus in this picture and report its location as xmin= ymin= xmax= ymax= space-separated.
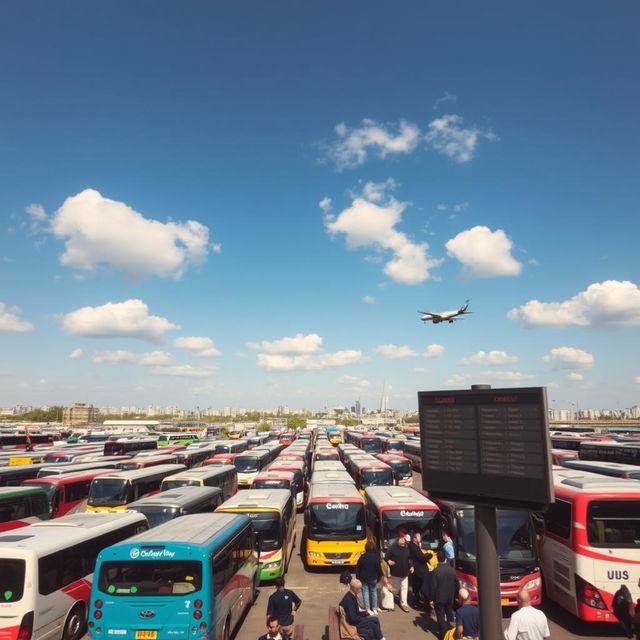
xmin=234 ymin=450 xmax=272 ymax=489
xmin=215 ymin=489 xmax=295 ymax=582
xmin=0 ymin=433 xmax=56 ymax=449
xmin=174 ymin=446 xmax=219 ymax=469
xmin=268 ymin=459 xmax=307 ymax=509
xmin=0 ymin=486 xmax=50 ymax=532
xmin=161 ymin=465 xmax=238 ymax=501
xmin=382 ymin=438 xmax=405 ymax=454
xmin=23 ymin=470 xmax=112 ymax=518
xmin=312 ymin=460 xmax=346 ymax=473
xmin=43 ymin=448 xmax=103 ymax=464
xmin=128 ymin=486 xmax=223 ymax=527
xmin=375 ymin=453 xmax=413 ymax=486
xmin=344 ymin=432 xmax=384 ymax=454
xmin=115 ymin=454 xmax=178 ymax=470
xmin=37 ymin=461 xmax=124 ymax=478
xmin=103 ymin=438 xmax=157 ymax=457
xmin=403 ymin=440 xmax=423 ymax=472
xmin=304 ymin=483 xmax=366 ymax=567
xmin=540 ymin=472 xmax=640 ymax=622
xmin=434 ymin=497 xmax=541 ymax=607
xmin=0 ymin=463 xmax=48 ymax=486
xmin=88 ymin=513 xmax=258 ymax=640
xmin=279 ymin=432 xmax=296 ymax=446
xmin=365 ymin=486 xmax=440 ymax=553
xmin=156 ymin=433 xmax=200 ymax=446
xmin=560 ymin=459 xmax=640 ymax=480
xmin=552 ymin=449 xmax=579 ymax=465
xmin=314 ymin=448 xmax=340 ymax=463
xmin=251 ymin=470 xmax=296 ymax=497
xmin=349 ymin=459 xmax=394 ymax=494
xmin=212 ymin=439 xmax=248 ymax=455
xmin=327 ymin=430 xmax=343 ymax=445
xmin=0 ymin=511 xmax=147 ymax=640
xmin=86 ymin=464 xmax=186 ymax=512
xmin=202 ymin=453 xmax=240 ymax=467
xmin=309 ymin=470 xmax=355 ymax=487
xmin=247 ymin=435 xmax=269 ymax=449
xmin=580 ymin=441 xmax=640 ymax=465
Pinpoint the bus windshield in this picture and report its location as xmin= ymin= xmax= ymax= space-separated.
xmin=310 ymin=503 xmax=365 ymax=541
xmin=253 ymin=480 xmax=289 ymax=490
xmin=1 ymin=559 xmax=25 ymax=602
xmin=587 ymin=500 xmax=640 ymax=548
xmin=89 ymin=479 xmax=131 ymax=506
xmin=24 ymin=481 xmax=57 ymax=504
xmin=98 ymin=560 xmax=201 ymax=595
xmin=389 ymin=461 xmax=411 ymax=476
xmin=132 ymin=506 xmax=180 ymax=527
xmin=361 ymin=468 xmax=393 ymax=486
xmin=455 ymin=508 xmax=537 ymax=565
xmin=235 ymin=457 xmax=259 ymax=473
xmin=161 ymin=480 xmax=191 ymax=491
xmin=382 ymin=510 xmax=439 ymax=550
xmin=362 ymin=439 xmax=382 ymax=453
xmin=250 ymin=512 xmax=281 ymax=551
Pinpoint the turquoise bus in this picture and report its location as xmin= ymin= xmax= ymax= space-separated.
xmin=215 ymin=488 xmax=295 ymax=582
xmin=88 ymin=513 xmax=259 ymax=640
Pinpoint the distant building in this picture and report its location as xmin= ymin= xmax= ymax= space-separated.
xmin=62 ymin=403 xmax=98 ymax=425
xmin=355 ymin=400 xmax=361 ymax=416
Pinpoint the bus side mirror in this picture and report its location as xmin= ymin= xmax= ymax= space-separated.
xmin=532 ymin=513 xmax=545 ymax=537
xmin=254 ymin=533 xmax=263 ymax=554
xmin=303 ymin=510 xmax=309 ymax=526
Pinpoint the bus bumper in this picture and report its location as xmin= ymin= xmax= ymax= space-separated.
xmin=260 ymin=561 xmax=284 ymax=581
xmin=457 ymin=570 xmax=542 ymax=607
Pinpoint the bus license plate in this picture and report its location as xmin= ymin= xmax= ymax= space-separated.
xmin=136 ymin=631 xmax=157 ymax=640
xmin=500 ymin=598 xmax=509 ymax=606
xmin=331 ymin=560 xmax=345 ymax=565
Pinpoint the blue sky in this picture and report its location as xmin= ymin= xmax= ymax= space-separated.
xmin=1 ymin=1 xmax=639 ymax=411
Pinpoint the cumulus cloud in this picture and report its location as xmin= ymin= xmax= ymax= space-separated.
xmin=325 ymin=184 xmax=442 ymax=285
xmin=257 ymin=350 xmax=368 ymax=372
xmin=61 ymin=299 xmax=179 ymax=344
xmin=508 ymin=280 xmax=640 ymax=329
xmin=446 ymin=226 xmax=522 ymax=278
xmin=69 ymin=348 xmax=83 ymax=359
xmin=543 ymin=346 xmax=595 ymax=370
xmin=361 ymin=178 xmax=397 ymax=203
xmin=362 ymin=295 xmax=375 ymax=304
xmin=425 ymin=114 xmax=496 ymax=163
xmin=138 ymin=351 xmax=173 ymax=366
xmin=445 ymin=373 xmax=468 ymax=386
xmin=413 ymin=367 xmax=431 ymax=374
xmin=327 ymin=119 xmax=421 ymax=170
xmin=26 ymin=203 xmax=47 ymax=221
xmin=152 ymin=365 xmax=216 ymax=378
xmin=0 ymin=303 xmax=34 ymax=333
xmin=173 ymin=336 xmax=222 ymax=358
xmin=337 ymin=375 xmax=371 ymax=391
xmin=567 ymin=372 xmax=584 ymax=381
xmin=319 ymin=197 xmax=332 ymax=214
xmin=424 ymin=344 xmax=445 ymax=359
xmin=247 ymin=333 xmax=322 ymax=355
xmin=460 ymin=350 xmax=518 ymax=366
xmin=49 ymin=189 xmax=212 ymax=280
xmin=375 ymin=344 xmax=417 ymax=359
xmin=92 ymin=349 xmax=137 ymax=364
xmin=480 ymin=370 xmax=533 ymax=382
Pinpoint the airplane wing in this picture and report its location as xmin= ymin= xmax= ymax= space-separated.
xmin=418 ymin=311 xmax=437 ymax=317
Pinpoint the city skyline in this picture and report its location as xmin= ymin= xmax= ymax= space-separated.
xmin=1 ymin=3 xmax=639 ymax=410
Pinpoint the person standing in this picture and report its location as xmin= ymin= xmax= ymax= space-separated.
xmin=455 ymin=588 xmax=479 ymax=639
xmin=384 ymin=533 xmax=413 ymax=612
xmin=356 ymin=540 xmax=383 ymax=614
xmin=503 ymin=589 xmax=550 ymax=640
xmin=266 ymin=578 xmax=301 ymax=638
xmin=432 ymin=550 xmax=458 ymax=639
xmin=408 ymin=531 xmax=429 ymax=608
xmin=339 ymin=579 xmax=387 ymax=640
xmin=258 ymin=618 xmax=290 ymax=640
xmin=441 ymin=531 xmax=455 ymax=567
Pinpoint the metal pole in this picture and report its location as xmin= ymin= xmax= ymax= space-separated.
xmin=475 ymin=503 xmax=502 ymax=640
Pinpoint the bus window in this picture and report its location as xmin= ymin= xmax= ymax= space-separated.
xmin=587 ymin=500 xmax=640 ymax=547
xmin=1 ymin=559 xmax=25 ymax=602
xmin=89 ymin=479 xmax=131 ymax=508
xmin=250 ymin=513 xmax=281 ymax=551
xmin=99 ymin=561 xmax=202 ymax=595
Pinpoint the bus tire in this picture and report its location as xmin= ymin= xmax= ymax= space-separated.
xmin=62 ymin=603 xmax=86 ymax=640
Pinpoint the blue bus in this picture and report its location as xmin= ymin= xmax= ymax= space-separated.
xmin=88 ymin=513 xmax=259 ymax=640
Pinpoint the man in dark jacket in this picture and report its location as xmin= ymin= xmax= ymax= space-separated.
xmin=432 ymin=549 xmax=459 ymax=639
xmin=258 ymin=617 xmax=291 ymax=640
xmin=384 ymin=534 xmax=413 ymax=612
xmin=339 ymin=579 xmax=386 ymax=640
xmin=408 ymin=531 xmax=429 ymax=608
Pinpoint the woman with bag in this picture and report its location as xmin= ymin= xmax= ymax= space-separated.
xmin=356 ymin=540 xmax=383 ymax=614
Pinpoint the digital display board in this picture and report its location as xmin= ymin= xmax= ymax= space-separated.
xmin=418 ymin=387 xmax=553 ymax=509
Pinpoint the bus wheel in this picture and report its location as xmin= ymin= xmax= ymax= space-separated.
xmin=63 ymin=603 xmax=86 ymax=640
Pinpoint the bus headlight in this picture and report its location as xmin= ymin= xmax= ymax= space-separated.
xmin=264 ymin=561 xmax=281 ymax=569
xmin=524 ymin=578 xmax=541 ymax=591
xmin=308 ymin=551 xmax=321 ymax=558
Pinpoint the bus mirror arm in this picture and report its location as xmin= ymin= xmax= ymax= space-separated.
xmin=255 ymin=532 xmax=263 ymax=554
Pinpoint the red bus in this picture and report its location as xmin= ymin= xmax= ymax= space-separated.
xmin=279 ymin=431 xmax=296 ymax=446
xmin=375 ymin=453 xmax=413 ymax=486
xmin=202 ymin=452 xmax=241 ymax=466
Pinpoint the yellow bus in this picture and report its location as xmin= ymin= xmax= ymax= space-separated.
xmin=304 ymin=483 xmax=366 ymax=567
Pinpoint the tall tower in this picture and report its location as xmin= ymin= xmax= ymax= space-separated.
xmin=380 ymin=381 xmax=389 ymax=415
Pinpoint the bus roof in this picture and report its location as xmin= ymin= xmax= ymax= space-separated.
xmin=0 ymin=486 xmax=46 ymax=498
xmin=562 ymin=460 xmax=640 ymax=473
xmin=24 ymin=469 xmax=111 ymax=484
xmin=553 ymin=470 xmax=640 ymax=494
xmin=215 ymin=488 xmax=291 ymax=512
xmin=308 ymin=483 xmax=363 ymax=502
xmin=129 ymin=486 xmax=222 ymax=509
xmin=96 ymin=464 xmax=186 ymax=481
xmin=269 ymin=460 xmax=305 ymax=471
xmin=365 ymin=486 xmax=438 ymax=511
xmin=310 ymin=470 xmax=354 ymax=484
xmin=253 ymin=470 xmax=295 ymax=481
xmin=352 ymin=459 xmax=391 ymax=470
xmin=162 ymin=465 xmax=235 ymax=480
xmin=0 ymin=512 xmax=147 ymax=554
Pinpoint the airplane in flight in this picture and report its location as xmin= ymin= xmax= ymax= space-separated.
xmin=418 ymin=300 xmax=472 ymax=324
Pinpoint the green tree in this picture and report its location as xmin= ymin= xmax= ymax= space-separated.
xmin=257 ymin=422 xmax=271 ymax=432
xmin=286 ymin=415 xmax=306 ymax=430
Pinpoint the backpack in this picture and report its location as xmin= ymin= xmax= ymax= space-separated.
xmin=339 ymin=569 xmax=353 ymax=585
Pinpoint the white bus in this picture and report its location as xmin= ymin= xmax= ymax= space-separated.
xmin=0 ymin=511 xmax=147 ymax=640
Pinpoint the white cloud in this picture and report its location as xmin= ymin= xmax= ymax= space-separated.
xmin=50 ymin=189 xmax=211 ymax=280
xmin=337 ymin=375 xmax=371 ymax=390
xmin=425 ymin=114 xmax=496 ymax=163
xmin=69 ymin=348 xmax=83 ymax=359
xmin=328 ymin=118 xmax=421 ymax=169
xmin=375 ymin=344 xmax=418 ymax=359
xmin=325 ymin=184 xmax=442 ymax=285
xmin=173 ymin=336 xmax=222 ymax=358
xmin=92 ymin=349 xmax=137 ymax=364
xmin=445 ymin=373 xmax=468 ymax=386
xmin=319 ymin=197 xmax=332 ymax=214
xmin=543 ymin=346 xmax=595 ymax=370
xmin=26 ymin=203 xmax=47 ymax=221
xmin=453 ymin=202 xmax=469 ymax=213
xmin=362 ymin=295 xmax=375 ymax=304
xmin=247 ymin=333 xmax=322 ymax=355
xmin=152 ymin=365 xmax=216 ymax=378
xmin=480 ymin=370 xmax=533 ymax=382
xmin=61 ymin=299 xmax=179 ymax=344
xmin=508 ymin=280 xmax=640 ymax=329
xmin=446 ymin=225 xmax=522 ymax=278
xmin=235 ymin=351 xmax=247 ymax=358
xmin=258 ymin=350 xmax=368 ymax=372
xmin=413 ymin=367 xmax=431 ymax=374
xmin=567 ymin=372 xmax=584 ymax=381
xmin=436 ymin=203 xmax=447 ymax=212
xmin=460 ymin=350 xmax=518 ymax=366
xmin=424 ymin=344 xmax=445 ymax=359
xmin=361 ymin=178 xmax=397 ymax=203
xmin=433 ymin=91 xmax=458 ymax=110
xmin=139 ymin=351 xmax=173 ymax=366
xmin=0 ymin=303 xmax=34 ymax=333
